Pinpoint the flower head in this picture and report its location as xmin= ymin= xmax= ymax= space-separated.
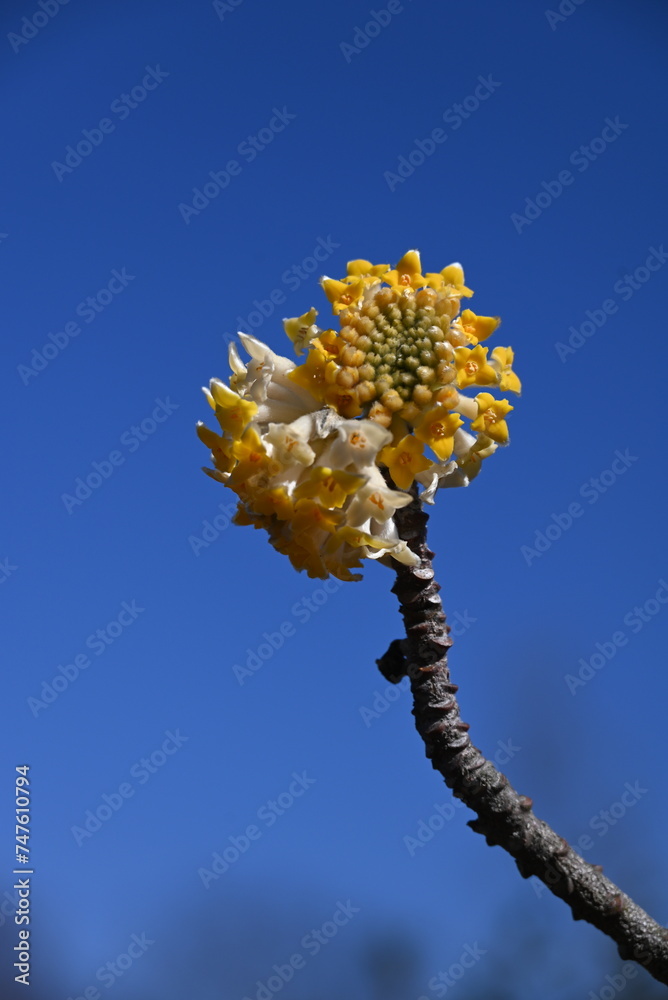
xmin=197 ymin=250 xmax=519 ymax=580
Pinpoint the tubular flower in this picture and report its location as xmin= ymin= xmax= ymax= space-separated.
xmin=471 ymin=392 xmax=513 ymax=444
xmin=197 ymin=250 xmax=519 ymax=580
xmin=491 ymin=346 xmax=522 ymax=394
xmin=453 ymin=345 xmax=498 ymax=390
xmin=378 ymin=434 xmax=433 ymax=491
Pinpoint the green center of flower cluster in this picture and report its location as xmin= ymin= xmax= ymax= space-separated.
xmin=361 ymin=303 xmax=451 ymax=400
xmin=336 ymin=290 xmax=457 ymax=417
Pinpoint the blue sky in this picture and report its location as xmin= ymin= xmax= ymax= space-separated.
xmin=1 ymin=0 xmax=668 ymax=997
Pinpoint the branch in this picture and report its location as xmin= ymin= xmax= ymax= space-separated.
xmin=378 ymin=487 xmax=668 ymax=986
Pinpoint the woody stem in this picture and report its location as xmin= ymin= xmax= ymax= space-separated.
xmin=377 ymin=486 xmax=668 ymax=985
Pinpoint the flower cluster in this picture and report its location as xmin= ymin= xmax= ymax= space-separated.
xmin=197 ymin=250 xmax=520 ymax=581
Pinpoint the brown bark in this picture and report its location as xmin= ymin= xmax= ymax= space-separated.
xmin=378 ymin=488 xmax=668 ymax=985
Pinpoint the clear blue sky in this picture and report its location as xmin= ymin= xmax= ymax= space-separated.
xmin=2 ymin=1 xmax=668 ymax=997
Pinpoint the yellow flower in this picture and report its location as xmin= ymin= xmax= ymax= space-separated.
xmin=291 ymin=499 xmax=342 ymax=540
xmin=314 ymin=328 xmax=343 ymax=359
xmin=294 ymin=467 xmax=366 ymax=508
xmin=232 ymin=506 xmax=271 ymax=529
xmin=459 ymin=309 xmax=501 ymax=345
xmin=379 ymin=434 xmax=433 ymax=490
xmin=206 ymin=380 xmax=258 ymax=438
xmin=323 ymin=548 xmax=364 ymax=583
xmin=414 ymin=406 xmax=464 ymax=461
xmin=195 ymin=422 xmax=235 ymax=473
xmin=330 ymin=525 xmax=396 ymax=554
xmin=283 ymin=308 xmax=319 ymax=356
xmin=453 ymin=345 xmax=498 ymax=389
xmin=251 ymin=486 xmax=295 ymax=520
xmin=441 ymin=263 xmax=469 ymax=288
xmin=426 ymin=262 xmax=474 ymax=297
xmin=273 ymin=532 xmax=329 ymax=578
xmin=227 ymin=426 xmax=274 ymax=488
xmin=491 ymin=346 xmax=522 ymax=394
xmin=383 ymin=249 xmax=427 ymax=292
xmin=321 ymin=276 xmax=366 ymax=313
xmin=287 ymin=346 xmax=329 ymax=400
xmin=471 ymin=392 xmax=513 ymax=444
xmin=346 ymin=259 xmax=389 ymax=278
xmin=323 ymin=383 xmax=363 ymax=419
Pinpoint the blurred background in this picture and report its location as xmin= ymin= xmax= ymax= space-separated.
xmin=1 ymin=0 xmax=668 ymax=997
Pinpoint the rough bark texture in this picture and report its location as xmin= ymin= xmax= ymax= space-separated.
xmin=378 ymin=489 xmax=668 ymax=985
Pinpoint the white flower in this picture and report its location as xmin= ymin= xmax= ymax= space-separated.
xmin=236 ymin=332 xmax=321 ymax=424
xmin=454 ymin=427 xmax=476 ymax=458
xmin=265 ymin=416 xmax=317 ymax=468
xmin=451 ymin=393 xmax=478 ymax=420
xmin=227 ymin=342 xmax=248 ymax=393
xmin=383 ymin=540 xmax=420 ymax=566
xmin=416 ymin=461 xmax=469 ymax=504
xmin=346 ymin=469 xmax=413 ymax=526
xmin=319 ymin=419 xmax=392 ymax=471
xmin=362 ymin=518 xmax=420 ymax=566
